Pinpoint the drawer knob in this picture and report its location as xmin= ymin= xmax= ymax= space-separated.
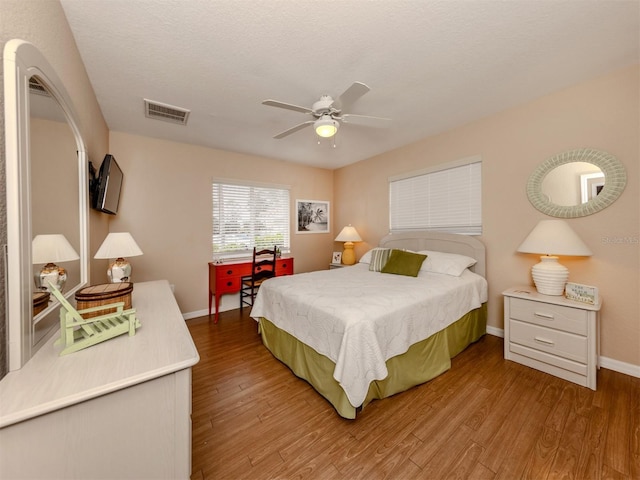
xmin=534 ymin=336 xmax=555 ymax=346
xmin=227 ymin=281 xmax=232 ymax=287
xmin=282 ymin=263 xmax=287 ymax=268
xmin=534 ymin=312 xmax=555 ymax=320
xmin=226 ymin=270 xmax=233 ymax=275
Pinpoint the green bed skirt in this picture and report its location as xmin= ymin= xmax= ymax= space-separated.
xmin=258 ymin=303 xmax=487 ymax=419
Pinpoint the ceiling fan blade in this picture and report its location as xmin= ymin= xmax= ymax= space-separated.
xmin=262 ymin=99 xmax=313 ymax=114
xmin=336 ymin=82 xmax=370 ymax=110
xmin=273 ymin=121 xmax=314 ymax=139
xmin=341 ymin=113 xmax=391 ymax=128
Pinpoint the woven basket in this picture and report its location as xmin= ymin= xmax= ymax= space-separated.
xmin=33 ymin=291 xmax=50 ymax=316
xmin=75 ymin=282 xmax=133 ymax=319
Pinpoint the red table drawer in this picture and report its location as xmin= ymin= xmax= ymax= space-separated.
xmin=216 ymin=264 xmax=251 ymax=279
xmin=216 ymin=276 xmax=242 ymax=293
xmin=276 ymin=260 xmax=293 ymax=275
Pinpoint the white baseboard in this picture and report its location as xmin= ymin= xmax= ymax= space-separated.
xmin=183 ymin=309 xmax=209 ymax=321
xmin=486 ymin=327 xmax=640 ymax=379
xmin=183 ymin=292 xmax=243 ymax=321
xmin=599 ymin=356 xmax=640 ymax=378
xmin=486 ymin=325 xmax=504 ymax=338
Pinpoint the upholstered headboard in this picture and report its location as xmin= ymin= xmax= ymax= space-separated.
xmin=379 ymin=231 xmax=486 ymax=278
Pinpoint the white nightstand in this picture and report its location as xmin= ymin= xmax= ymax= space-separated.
xmin=503 ymin=286 xmax=601 ymax=390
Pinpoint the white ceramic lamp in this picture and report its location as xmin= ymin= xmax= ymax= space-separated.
xmin=94 ymin=232 xmax=143 ymax=283
xmin=517 ymin=220 xmax=592 ymax=295
xmin=335 ymin=225 xmax=362 ymax=265
xmin=32 ymin=234 xmax=80 ymax=292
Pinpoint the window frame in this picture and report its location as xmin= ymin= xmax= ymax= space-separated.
xmin=388 ymin=156 xmax=482 ymax=235
xmin=212 ymin=178 xmax=291 ymax=260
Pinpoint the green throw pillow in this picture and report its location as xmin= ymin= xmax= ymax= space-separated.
xmin=380 ymin=250 xmax=428 ymax=277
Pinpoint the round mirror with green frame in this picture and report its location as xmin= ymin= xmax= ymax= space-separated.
xmin=526 ymin=148 xmax=627 ymax=218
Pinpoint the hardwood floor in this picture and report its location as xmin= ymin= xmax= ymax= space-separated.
xmin=188 ymin=309 xmax=640 ymax=480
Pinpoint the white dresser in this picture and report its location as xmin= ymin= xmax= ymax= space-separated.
xmin=503 ymin=286 xmax=601 ymax=390
xmin=0 ymin=280 xmax=200 ymax=479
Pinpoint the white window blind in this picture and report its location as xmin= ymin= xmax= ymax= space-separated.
xmin=389 ymin=159 xmax=482 ymax=235
xmin=212 ymin=181 xmax=290 ymax=258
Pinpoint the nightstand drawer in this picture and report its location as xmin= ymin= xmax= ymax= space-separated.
xmin=509 ymin=343 xmax=588 ymax=377
xmin=509 ymin=297 xmax=587 ymax=335
xmin=509 ymin=319 xmax=587 ymax=364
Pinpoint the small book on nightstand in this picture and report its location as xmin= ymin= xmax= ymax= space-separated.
xmin=329 ymin=263 xmax=349 ymax=269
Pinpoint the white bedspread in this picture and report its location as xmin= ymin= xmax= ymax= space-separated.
xmin=250 ymin=264 xmax=488 ymax=407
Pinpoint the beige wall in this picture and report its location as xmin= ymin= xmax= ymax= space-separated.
xmin=334 ymin=65 xmax=639 ymax=367
xmin=107 ymin=132 xmax=334 ymax=315
xmin=0 ymin=0 xmax=110 ymax=376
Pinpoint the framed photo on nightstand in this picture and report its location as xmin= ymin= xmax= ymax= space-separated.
xmin=332 ymin=251 xmax=342 ymax=264
xmin=565 ymin=282 xmax=599 ymax=305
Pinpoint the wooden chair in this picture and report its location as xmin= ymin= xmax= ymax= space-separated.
xmin=48 ymin=282 xmax=140 ymax=356
xmin=240 ymin=246 xmax=277 ymax=309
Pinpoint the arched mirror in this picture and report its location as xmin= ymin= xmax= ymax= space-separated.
xmin=4 ymin=40 xmax=88 ymax=371
xmin=526 ymin=148 xmax=627 ymax=218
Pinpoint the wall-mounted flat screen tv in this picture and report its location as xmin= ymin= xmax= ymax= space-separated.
xmin=93 ymin=154 xmax=123 ymax=215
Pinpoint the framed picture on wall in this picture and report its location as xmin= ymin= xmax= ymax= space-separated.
xmin=296 ymin=199 xmax=330 ymax=234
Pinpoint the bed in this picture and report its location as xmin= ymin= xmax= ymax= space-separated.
xmin=250 ymin=231 xmax=488 ymax=419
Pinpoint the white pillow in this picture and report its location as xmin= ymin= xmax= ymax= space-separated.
xmin=417 ymin=250 xmax=477 ymax=276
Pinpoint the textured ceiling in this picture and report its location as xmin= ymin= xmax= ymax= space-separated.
xmin=59 ymin=0 xmax=639 ymax=169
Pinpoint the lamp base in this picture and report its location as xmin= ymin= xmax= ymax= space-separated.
xmin=531 ymin=256 xmax=568 ymax=296
xmin=341 ymin=242 xmax=356 ymax=265
xmin=35 ymin=263 xmax=67 ymax=292
xmin=108 ymin=258 xmax=132 ymax=283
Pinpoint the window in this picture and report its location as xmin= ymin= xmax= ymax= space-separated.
xmin=389 ymin=157 xmax=482 ymax=235
xmin=212 ymin=180 xmax=290 ymax=258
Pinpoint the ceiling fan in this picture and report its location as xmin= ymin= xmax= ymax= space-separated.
xmin=262 ymin=82 xmax=390 ymax=140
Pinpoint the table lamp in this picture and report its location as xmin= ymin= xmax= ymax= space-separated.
xmin=94 ymin=232 xmax=143 ymax=283
xmin=32 ymin=234 xmax=80 ymax=292
xmin=517 ymin=219 xmax=592 ymax=295
xmin=335 ymin=225 xmax=362 ymax=265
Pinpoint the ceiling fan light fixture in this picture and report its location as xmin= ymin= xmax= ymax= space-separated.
xmin=314 ymin=115 xmax=339 ymax=138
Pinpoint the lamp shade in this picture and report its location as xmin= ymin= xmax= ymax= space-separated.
xmin=94 ymin=232 xmax=143 ymax=259
xmin=335 ymin=225 xmax=362 ymax=243
xmin=314 ymin=115 xmax=339 ymax=138
xmin=517 ymin=220 xmax=592 ymax=256
xmin=32 ymin=234 xmax=79 ymax=264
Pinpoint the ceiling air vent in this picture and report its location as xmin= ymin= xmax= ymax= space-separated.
xmin=29 ymin=77 xmax=51 ymax=97
xmin=144 ymin=99 xmax=190 ymax=125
